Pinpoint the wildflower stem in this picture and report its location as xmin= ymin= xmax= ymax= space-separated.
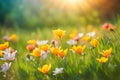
xmin=59 ymin=38 xmax=63 ymax=47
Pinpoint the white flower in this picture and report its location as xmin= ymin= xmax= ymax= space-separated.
xmin=53 ymin=68 xmax=63 ymax=75
xmin=51 ymin=40 xmax=59 ymax=47
xmin=3 ymin=35 xmax=10 ymax=41
xmin=0 ymin=48 xmax=17 ymax=61
xmin=26 ymin=54 xmax=33 ymax=61
xmin=86 ymin=32 xmax=96 ymax=37
xmin=1 ymin=62 xmax=11 ymax=74
xmin=37 ymin=40 xmax=48 ymax=46
xmin=78 ymin=33 xmax=84 ymax=38
xmin=67 ymin=39 xmax=77 ymax=45
xmin=40 ymin=50 xmax=48 ymax=60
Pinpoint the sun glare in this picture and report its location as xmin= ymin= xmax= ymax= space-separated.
xmin=65 ymin=0 xmax=78 ymax=3
xmin=57 ymin=0 xmax=86 ymax=8
xmin=51 ymin=0 xmax=88 ymax=11
xmin=62 ymin=0 xmax=85 ymax=4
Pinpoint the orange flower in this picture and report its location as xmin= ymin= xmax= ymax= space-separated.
xmin=96 ymin=57 xmax=108 ymax=63
xmin=90 ymin=39 xmax=99 ymax=47
xmin=9 ymin=34 xmax=18 ymax=42
xmin=31 ymin=48 xmax=41 ymax=57
xmin=0 ymin=42 xmax=9 ymax=50
xmin=99 ymin=48 xmax=112 ymax=58
xmin=39 ymin=44 xmax=50 ymax=52
xmin=58 ymin=49 xmax=68 ymax=58
xmin=53 ymin=29 xmax=66 ymax=38
xmin=26 ymin=44 xmax=35 ymax=51
xmin=38 ymin=64 xmax=51 ymax=74
xmin=71 ymin=45 xmax=85 ymax=55
xmin=27 ymin=40 xmax=37 ymax=45
xmin=51 ymin=47 xmax=61 ymax=55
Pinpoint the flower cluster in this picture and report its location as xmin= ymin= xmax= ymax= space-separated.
xmin=26 ymin=39 xmax=50 ymax=60
xmin=3 ymin=34 xmax=18 ymax=42
xmin=25 ymin=27 xmax=114 ymax=76
xmin=26 ymin=29 xmax=68 ymax=75
xmin=96 ymin=48 xmax=112 ymax=63
xmin=0 ymin=42 xmax=17 ymax=76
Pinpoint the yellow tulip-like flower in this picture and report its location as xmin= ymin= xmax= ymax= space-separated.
xmin=51 ymin=47 xmax=61 ymax=55
xmin=27 ymin=40 xmax=37 ymax=45
xmin=0 ymin=42 xmax=9 ymax=50
xmin=69 ymin=30 xmax=77 ymax=39
xmin=90 ymin=39 xmax=99 ymax=47
xmin=58 ymin=49 xmax=68 ymax=58
xmin=38 ymin=64 xmax=51 ymax=74
xmin=69 ymin=33 xmax=77 ymax=39
xmin=53 ymin=29 xmax=66 ymax=38
xmin=38 ymin=44 xmax=50 ymax=52
xmin=96 ymin=57 xmax=108 ymax=63
xmin=0 ymin=50 xmax=3 ymax=57
xmin=71 ymin=45 xmax=85 ymax=55
xmin=99 ymin=48 xmax=112 ymax=58
xmin=31 ymin=49 xmax=41 ymax=57
xmin=82 ymin=36 xmax=90 ymax=42
xmin=9 ymin=34 xmax=18 ymax=42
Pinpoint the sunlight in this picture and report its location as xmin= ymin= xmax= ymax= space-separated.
xmin=61 ymin=0 xmax=85 ymax=5
xmin=52 ymin=0 xmax=87 ymax=10
xmin=64 ymin=0 xmax=78 ymax=4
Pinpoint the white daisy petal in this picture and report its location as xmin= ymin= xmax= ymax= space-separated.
xmin=1 ymin=62 xmax=11 ymax=73
xmin=67 ymin=39 xmax=77 ymax=45
xmin=53 ymin=68 xmax=64 ymax=75
xmin=86 ymin=32 xmax=96 ymax=37
xmin=37 ymin=40 xmax=48 ymax=46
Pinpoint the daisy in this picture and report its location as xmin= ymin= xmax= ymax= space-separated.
xmin=53 ymin=68 xmax=63 ymax=75
xmin=67 ymin=39 xmax=77 ymax=45
xmin=1 ymin=62 xmax=11 ymax=74
xmin=1 ymin=48 xmax=17 ymax=61
xmin=78 ymin=33 xmax=84 ymax=38
xmin=37 ymin=40 xmax=48 ymax=46
xmin=86 ymin=32 xmax=96 ymax=37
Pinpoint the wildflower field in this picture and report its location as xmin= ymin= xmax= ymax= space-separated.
xmin=0 ymin=0 xmax=120 ymax=80
xmin=0 ymin=23 xmax=120 ymax=80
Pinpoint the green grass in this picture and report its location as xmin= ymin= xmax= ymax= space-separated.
xmin=0 ymin=25 xmax=120 ymax=80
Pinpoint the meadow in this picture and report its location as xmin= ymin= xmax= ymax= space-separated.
xmin=0 ymin=22 xmax=120 ymax=80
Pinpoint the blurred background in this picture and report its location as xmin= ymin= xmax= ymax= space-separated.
xmin=0 ymin=0 xmax=120 ymax=29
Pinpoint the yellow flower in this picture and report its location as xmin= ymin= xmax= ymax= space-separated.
xmin=82 ymin=36 xmax=91 ymax=42
xmin=38 ymin=44 xmax=50 ymax=52
xmin=69 ymin=33 xmax=77 ymax=39
xmin=27 ymin=40 xmax=37 ymax=45
xmin=50 ymin=47 xmax=61 ymax=55
xmin=0 ymin=42 xmax=9 ymax=50
xmin=0 ymin=50 xmax=3 ymax=57
xmin=71 ymin=45 xmax=85 ymax=55
xmin=53 ymin=29 xmax=66 ymax=38
xmin=9 ymin=34 xmax=18 ymax=42
xmin=69 ymin=29 xmax=77 ymax=39
xmin=99 ymin=48 xmax=112 ymax=58
xmin=58 ymin=49 xmax=68 ymax=58
xmin=38 ymin=64 xmax=51 ymax=74
xmin=90 ymin=39 xmax=99 ymax=47
xmin=96 ymin=57 xmax=108 ymax=63
xmin=31 ymin=49 xmax=41 ymax=57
